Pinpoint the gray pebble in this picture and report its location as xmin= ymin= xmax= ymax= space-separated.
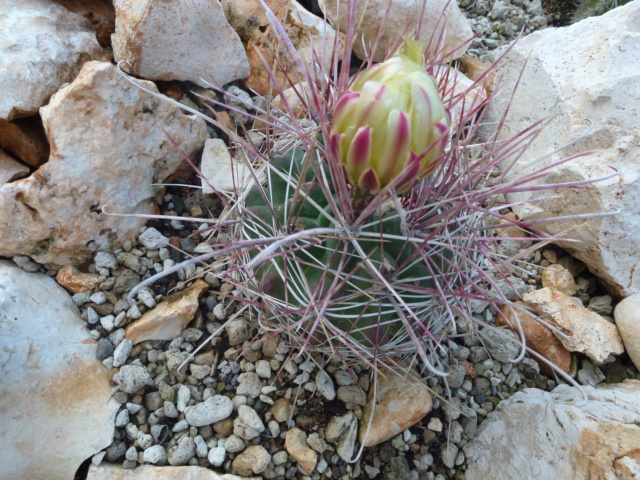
xmin=90 ymin=291 xmax=107 ymax=305
xmin=315 ymin=370 xmax=336 ymax=401
xmin=138 ymin=288 xmax=156 ymax=308
xmin=87 ymin=307 xmax=100 ymax=325
xmin=137 ymin=432 xmax=153 ymax=449
xmin=73 ymin=292 xmax=92 ymax=306
xmin=115 ymin=409 xmax=129 ymax=427
xmin=95 ymin=251 xmax=118 ymax=270
xmin=225 ymin=319 xmax=249 ymax=346
xmin=96 ymin=338 xmax=115 ymax=360
xmin=177 ymin=384 xmax=191 ymax=412
xmin=142 ymin=445 xmax=167 ymax=464
xmin=441 ymin=443 xmax=459 ymax=469
xmin=168 ymin=436 xmax=195 ymax=466
xmin=164 ymin=401 xmax=178 ymax=418
xmin=223 ymin=434 xmax=245 ymax=453
xmin=125 ymin=446 xmax=138 ymax=461
xmin=208 ymin=446 xmax=225 ymax=466
xmin=233 ymin=404 xmax=265 ymax=440
xmin=194 ymin=435 xmax=208 ymax=458
xmin=112 ymin=339 xmax=133 ymax=368
xmin=139 ymin=227 xmax=169 ymax=250
xmin=184 ymin=395 xmax=233 ymax=426
xmin=172 ymin=420 xmax=189 ymax=433
xmin=114 ymin=364 xmax=154 ymax=393
xmin=236 ymin=372 xmax=262 ymax=398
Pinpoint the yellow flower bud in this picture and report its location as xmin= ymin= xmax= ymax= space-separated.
xmin=330 ymin=38 xmax=450 ymax=194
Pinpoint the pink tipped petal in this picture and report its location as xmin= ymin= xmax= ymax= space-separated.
xmin=378 ymin=110 xmax=412 ymax=183
xmin=346 ymin=126 xmax=372 ymax=178
xmin=329 ymin=133 xmax=344 ymax=161
xmin=393 ymin=156 xmax=421 ymax=193
xmin=358 ymin=167 xmax=381 ymax=193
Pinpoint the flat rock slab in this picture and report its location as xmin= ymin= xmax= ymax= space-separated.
xmin=319 ymin=0 xmax=472 ymax=62
xmin=0 ymin=0 xmax=106 ymax=120
xmin=523 ymin=287 xmax=623 ymax=363
xmin=0 ymin=61 xmax=208 ymax=266
xmin=359 ymin=366 xmax=433 ymax=447
xmin=464 ymin=381 xmax=640 ymax=480
xmin=0 ymin=260 xmax=118 ymax=480
xmin=112 ymin=0 xmax=249 ymax=87
xmin=87 ymin=463 xmax=257 ymax=480
xmin=483 ymin=0 xmax=640 ymax=296
xmin=125 ymin=279 xmax=210 ymax=345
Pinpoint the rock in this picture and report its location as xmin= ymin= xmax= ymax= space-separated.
xmin=53 ymin=0 xmax=116 ymax=48
xmin=0 ymin=148 xmax=29 ymax=183
xmin=200 ymin=138 xmax=251 ymax=194
xmin=524 ymin=288 xmax=624 ymax=363
xmin=167 ymin=436 xmax=195 ymax=466
xmin=184 ymin=395 xmax=233 ymax=427
xmin=434 ymin=65 xmax=487 ymax=130
xmin=318 ymin=0 xmax=472 ymax=62
xmin=0 ymin=117 xmax=50 ymax=168
xmin=270 ymin=397 xmax=296 ymax=423
xmin=87 ymin=463 xmax=254 ymax=479
xmin=326 ymin=411 xmax=358 ymax=462
xmin=125 ymin=280 xmax=209 ymax=345
xmin=139 ymin=227 xmax=170 ymax=250
xmin=225 ymin=318 xmax=250 ymax=346
xmin=441 ymin=444 xmax=459 ymax=469
xmin=236 ymin=372 xmax=263 ymax=398
xmin=232 ymin=445 xmax=271 ymax=476
xmin=224 ymin=0 xmax=343 ymax=95
xmin=114 ymin=364 xmax=155 ymax=393
xmin=208 ymin=446 xmax=226 ymax=467
xmin=497 ymin=301 xmax=571 ymax=375
xmin=0 ymin=0 xmax=106 ymax=120
xmin=541 ymin=264 xmax=578 ymax=296
xmin=464 ymin=381 xmax=640 ymax=480
xmin=112 ymin=0 xmax=249 ymax=88
xmin=0 ymin=260 xmax=118 ymax=480
xmin=233 ymin=405 xmax=265 ymax=440
xmin=0 ymin=61 xmax=208 ymax=266
xmin=588 ymin=295 xmax=614 ymax=316
xmin=482 ymin=0 xmax=640 ymax=297
xmin=113 ymin=338 xmax=133 ymax=368
xmin=359 ymin=366 xmax=433 ymax=447
xmin=614 ymin=293 xmax=640 ymax=370
xmin=480 ymin=328 xmax=521 ymax=363
xmin=457 ymin=55 xmax=496 ymax=97
xmin=315 ymin=369 xmax=336 ymax=401
xmin=222 ymin=434 xmax=244 ymax=453
xmin=142 ymin=446 xmax=167 ymax=465
xmin=337 ymin=384 xmax=366 ymax=406
xmin=55 ymin=265 xmax=102 ymax=293
xmin=285 ymin=428 xmax=318 ymax=474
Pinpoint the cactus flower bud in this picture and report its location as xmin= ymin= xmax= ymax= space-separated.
xmin=330 ymin=38 xmax=450 ymax=194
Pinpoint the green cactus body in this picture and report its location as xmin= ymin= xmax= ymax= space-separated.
xmin=242 ymin=145 xmax=453 ymax=352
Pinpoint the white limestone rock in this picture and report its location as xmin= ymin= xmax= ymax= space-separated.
xmin=523 ymin=287 xmax=624 ymax=363
xmin=0 ymin=260 xmax=118 ymax=480
xmin=464 ymin=381 xmax=640 ymax=480
xmin=0 ymin=61 xmax=208 ymax=266
xmin=112 ymin=0 xmax=250 ymax=88
xmin=482 ymin=0 xmax=640 ymax=296
xmin=87 ymin=463 xmax=254 ymax=480
xmin=318 ymin=0 xmax=472 ymax=62
xmin=200 ymin=139 xmax=251 ymax=194
xmin=613 ymin=293 xmax=640 ymax=371
xmin=0 ymin=0 xmax=106 ymax=120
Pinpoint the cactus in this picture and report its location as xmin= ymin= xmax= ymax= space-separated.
xmin=241 ymin=143 xmax=460 ymax=363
